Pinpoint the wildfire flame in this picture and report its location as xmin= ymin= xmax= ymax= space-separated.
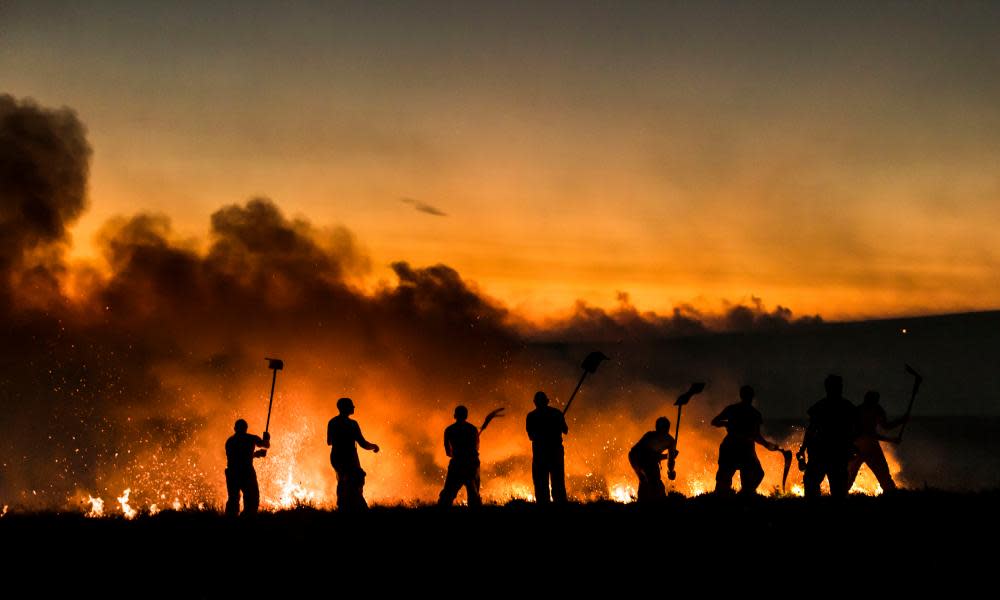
xmin=86 ymin=496 xmax=104 ymax=518
xmin=117 ymin=489 xmax=136 ymax=519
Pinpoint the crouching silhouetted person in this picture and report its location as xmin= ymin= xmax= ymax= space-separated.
xmin=628 ymin=417 xmax=676 ymax=504
xmin=526 ymin=391 xmax=568 ymax=504
xmin=328 ymin=397 xmax=379 ymax=511
xmin=225 ymin=419 xmax=270 ymax=516
xmin=712 ymin=385 xmax=781 ymax=496
xmin=438 ymin=405 xmax=482 ymax=507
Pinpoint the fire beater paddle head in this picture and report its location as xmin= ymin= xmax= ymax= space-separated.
xmin=904 ymin=363 xmax=922 ymax=384
xmin=675 ymin=382 xmax=706 ymax=406
xmin=266 ymin=357 xmax=284 ymax=371
xmin=581 ymin=351 xmax=610 ymax=374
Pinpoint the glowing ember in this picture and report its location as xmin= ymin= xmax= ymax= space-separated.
xmin=117 ymin=489 xmax=137 ymax=519
xmin=1 ymin=505 xmax=7 ymax=517
xmin=86 ymin=495 xmax=104 ymax=518
xmin=276 ymin=467 xmax=320 ymax=509
xmin=609 ymin=483 xmax=636 ymax=503
xmin=149 ymin=503 xmax=160 ymax=515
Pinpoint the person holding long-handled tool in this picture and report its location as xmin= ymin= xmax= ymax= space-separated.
xmin=845 ymin=390 xmax=907 ymax=492
xmin=223 ymin=357 xmax=282 ymax=516
xmin=711 ymin=385 xmax=788 ymax=496
xmin=527 ymin=351 xmax=609 ymax=504
xmin=437 ymin=405 xmax=505 ymax=507
xmin=846 ymin=365 xmax=920 ymax=492
xmin=628 ymin=416 xmax=677 ymax=504
xmin=224 ymin=419 xmax=270 ymax=517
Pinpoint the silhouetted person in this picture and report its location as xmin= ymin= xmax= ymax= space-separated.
xmin=327 ymin=397 xmax=379 ymax=511
xmin=799 ymin=375 xmax=859 ymax=498
xmin=628 ymin=416 xmax=676 ymax=504
xmin=526 ymin=391 xmax=568 ymax=504
xmin=224 ymin=419 xmax=270 ymax=517
xmin=438 ymin=405 xmax=482 ymax=507
xmin=711 ymin=385 xmax=780 ymax=496
xmin=847 ymin=390 xmax=907 ymax=492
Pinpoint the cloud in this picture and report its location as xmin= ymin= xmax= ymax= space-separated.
xmin=400 ymin=197 xmax=447 ymax=217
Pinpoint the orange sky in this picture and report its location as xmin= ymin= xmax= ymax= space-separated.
xmin=3 ymin=2 xmax=998 ymax=320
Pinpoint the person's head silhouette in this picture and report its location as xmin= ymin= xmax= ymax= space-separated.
xmin=740 ymin=385 xmax=755 ymax=404
xmin=234 ymin=419 xmax=248 ymax=433
xmin=454 ymin=405 xmax=469 ymax=422
xmin=655 ymin=416 xmax=671 ymax=434
xmin=863 ymin=390 xmax=880 ymax=405
xmin=533 ymin=391 xmax=549 ymax=408
xmin=337 ymin=397 xmax=355 ymax=416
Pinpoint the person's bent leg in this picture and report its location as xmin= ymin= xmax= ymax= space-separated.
xmin=715 ymin=464 xmax=737 ymax=495
xmin=868 ymin=448 xmax=897 ymax=492
xmin=438 ymin=463 xmax=463 ymax=507
xmin=740 ymin=456 xmax=765 ymax=496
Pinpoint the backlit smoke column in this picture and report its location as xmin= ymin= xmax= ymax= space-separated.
xmin=0 ymin=94 xmax=899 ymax=513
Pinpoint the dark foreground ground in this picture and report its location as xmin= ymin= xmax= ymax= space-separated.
xmin=2 ymin=491 xmax=997 ymax=592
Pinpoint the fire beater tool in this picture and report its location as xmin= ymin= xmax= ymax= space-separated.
xmin=561 ymin=351 xmax=610 ymax=416
xmin=775 ymin=448 xmax=793 ymax=492
xmin=264 ymin=357 xmax=284 ymax=435
xmin=896 ymin=363 xmax=923 ymax=443
xmin=480 ymin=408 xmax=506 ymax=433
xmin=667 ymin=382 xmax=706 ymax=481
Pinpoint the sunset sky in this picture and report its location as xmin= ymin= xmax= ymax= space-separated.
xmin=3 ymin=1 xmax=998 ymax=320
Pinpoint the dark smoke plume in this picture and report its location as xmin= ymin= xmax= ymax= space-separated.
xmin=7 ymin=94 xmax=989 ymax=509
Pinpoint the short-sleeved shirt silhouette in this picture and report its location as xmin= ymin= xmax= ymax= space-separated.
xmin=807 ymin=397 xmax=859 ymax=454
xmin=226 ymin=432 xmax=264 ymax=471
xmin=445 ymin=421 xmax=480 ymax=461
xmin=629 ymin=431 xmax=675 ymax=465
xmin=526 ymin=406 xmax=568 ymax=447
xmin=717 ymin=403 xmax=763 ymax=444
xmin=857 ymin=403 xmax=887 ymax=438
xmin=328 ymin=415 xmax=364 ymax=470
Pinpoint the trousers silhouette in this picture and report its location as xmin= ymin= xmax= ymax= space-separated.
xmin=438 ymin=458 xmax=482 ymax=507
xmin=715 ymin=439 xmax=764 ymax=495
xmin=225 ymin=467 xmax=260 ymax=516
xmin=532 ymin=445 xmax=567 ymax=503
xmin=804 ymin=452 xmax=850 ymax=498
xmin=847 ymin=437 xmax=896 ymax=491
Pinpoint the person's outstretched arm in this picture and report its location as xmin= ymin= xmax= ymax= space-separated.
xmin=711 ymin=409 xmax=728 ymax=428
xmin=356 ymin=423 xmax=379 ymax=453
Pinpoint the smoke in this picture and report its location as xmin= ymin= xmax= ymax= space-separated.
xmin=0 ymin=94 xmax=91 ymax=310
xmin=531 ymin=292 xmax=822 ymax=342
xmin=1 ymin=95 xmax=971 ymax=511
